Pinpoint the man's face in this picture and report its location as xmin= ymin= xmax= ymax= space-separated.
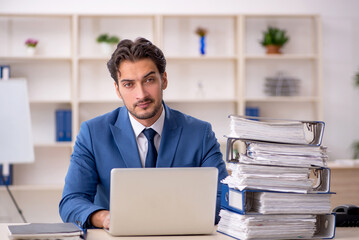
xmin=115 ymin=59 xmax=167 ymax=127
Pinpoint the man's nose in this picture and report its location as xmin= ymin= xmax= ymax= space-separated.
xmin=136 ymin=84 xmax=147 ymax=99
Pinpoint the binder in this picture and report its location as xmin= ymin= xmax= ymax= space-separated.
xmin=0 ymin=164 xmax=13 ymax=185
xmin=221 ymin=184 xmax=333 ymax=215
xmin=217 ymin=211 xmax=336 ymax=240
xmin=226 ymin=138 xmax=328 ymax=168
xmin=64 ymin=110 xmax=72 ymax=142
xmin=224 ymin=163 xmax=331 ymax=194
xmin=56 ymin=110 xmax=72 ymax=142
xmin=227 ymin=115 xmax=325 ymax=146
xmin=0 ymin=65 xmax=10 ymax=80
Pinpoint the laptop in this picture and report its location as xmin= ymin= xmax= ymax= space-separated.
xmin=107 ymin=167 xmax=218 ymax=236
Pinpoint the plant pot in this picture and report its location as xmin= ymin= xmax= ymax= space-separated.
xmin=100 ymin=42 xmax=113 ymax=55
xmin=266 ymin=45 xmax=281 ymax=54
xmin=26 ymin=47 xmax=36 ymax=56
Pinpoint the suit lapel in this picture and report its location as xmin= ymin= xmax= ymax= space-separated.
xmin=110 ymin=107 xmax=142 ymax=168
xmin=157 ymin=104 xmax=182 ymax=168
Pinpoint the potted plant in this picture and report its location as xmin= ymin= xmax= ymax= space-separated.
xmin=96 ymin=33 xmax=120 ymax=55
xmin=260 ymin=26 xmax=289 ymax=54
xmin=25 ymin=38 xmax=38 ymax=56
xmin=353 ymin=70 xmax=359 ymax=159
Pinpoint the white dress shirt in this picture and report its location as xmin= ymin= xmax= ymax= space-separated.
xmin=128 ymin=106 xmax=165 ymax=167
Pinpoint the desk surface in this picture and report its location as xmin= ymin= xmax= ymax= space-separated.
xmin=1 ymin=224 xmax=358 ymax=239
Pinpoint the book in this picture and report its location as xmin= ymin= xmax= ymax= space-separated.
xmin=227 ymin=139 xmax=328 ymax=168
xmin=227 ymin=115 xmax=325 ymax=146
xmin=0 ymin=65 xmax=10 ymax=80
xmin=64 ymin=110 xmax=72 ymax=141
xmin=221 ymin=184 xmax=332 ymax=215
xmin=218 ymin=210 xmax=335 ymax=240
xmin=7 ymin=223 xmax=84 ymax=240
xmin=223 ymin=163 xmax=331 ymax=193
xmin=56 ymin=110 xmax=72 ymax=142
xmin=0 ymin=164 xmax=13 ymax=185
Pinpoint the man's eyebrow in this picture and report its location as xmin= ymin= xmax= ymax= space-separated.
xmin=120 ymin=71 xmax=156 ymax=83
xmin=120 ymin=78 xmax=134 ymax=83
xmin=143 ymin=71 xmax=156 ymax=78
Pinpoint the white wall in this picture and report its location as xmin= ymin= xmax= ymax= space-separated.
xmin=1 ymin=0 xmax=359 ymax=160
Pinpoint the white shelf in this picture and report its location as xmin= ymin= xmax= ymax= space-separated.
xmin=78 ymin=56 xmax=110 ymax=61
xmin=79 ymin=99 xmax=120 ymax=104
xmin=165 ymin=98 xmax=237 ymax=103
xmin=245 ymin=54 xmax=317 ymax=60
xmin=30 ymin=99 xmax=72 ymax=104
xmin=166 ymin=56 xmax=237 ymax=61
xmin=245 ymin=96 xmax=320 ymax=103
xmin=34 ymin=142 xmax=73 ymax=148
xmin=0 ymin=185 xmax=63 ymax=191
xmin=0 ymin=56 xmax=72 ymax=61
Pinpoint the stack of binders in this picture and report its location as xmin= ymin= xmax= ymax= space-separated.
xmin=217 ymin=115 xmax=336 ymax=240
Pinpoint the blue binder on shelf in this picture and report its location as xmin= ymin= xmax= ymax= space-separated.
xmin=0 ymin=164 xmax=13 ymax=185
xmin=56 ymin=110 xmax=72 ymax=142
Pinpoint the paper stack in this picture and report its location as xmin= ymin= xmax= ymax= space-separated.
xmin=218 ymin=115 xmax=335 ymax=240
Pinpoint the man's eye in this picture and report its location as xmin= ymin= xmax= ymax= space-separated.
xmin=145 ymin=78 xmax=154 ymax=83
xmin=123 ymin=82 xmax=133 ymax=88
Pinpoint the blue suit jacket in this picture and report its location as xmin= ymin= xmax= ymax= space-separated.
xmin=59 ymin=103 xmax=228 ymax=227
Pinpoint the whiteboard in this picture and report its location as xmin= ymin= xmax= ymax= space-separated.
xmin=0 ymin=79 xmax=34 ymax=164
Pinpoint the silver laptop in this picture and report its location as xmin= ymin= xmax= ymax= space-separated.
xmin=108 ymin=167 xmax=218 ymax=236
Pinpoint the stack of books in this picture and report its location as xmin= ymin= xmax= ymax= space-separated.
xmin=218 ymin=115 xmax=335 ymax=240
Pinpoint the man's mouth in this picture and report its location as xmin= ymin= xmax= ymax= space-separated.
xmin=135 ymin=99 xmax=153 ymax=109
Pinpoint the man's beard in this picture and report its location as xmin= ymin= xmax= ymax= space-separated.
xmin=125 ymin=91 xmax=163 ymax=120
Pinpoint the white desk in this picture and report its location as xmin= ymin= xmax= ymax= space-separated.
xmin=1 ymin=224 xmax=359 ymax=240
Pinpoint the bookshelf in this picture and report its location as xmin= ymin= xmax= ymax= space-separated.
xmin=0 ymin=13 xmax=323 ymax=222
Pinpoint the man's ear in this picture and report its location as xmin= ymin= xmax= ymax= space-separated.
xmin=114 ymin=82 xmax=122 ymax=99
xmin=162 ymin=72 xmax=168 ymax=90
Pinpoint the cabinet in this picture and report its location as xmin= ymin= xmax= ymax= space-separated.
xmin=0 ymin=13 xmax=322 ymax=222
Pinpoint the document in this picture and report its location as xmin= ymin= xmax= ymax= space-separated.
xmin=218 ymin=210 xmax=316 ymax=240
xmin=8 ymin=223 xmax=83 ymax=240
xmin=238 ymin=141 xmax=328 ymax=167
xmin=223 ymin=163 xmax=314 ymax=193
xmin=227 ymin=115 xmax=325 ymax=145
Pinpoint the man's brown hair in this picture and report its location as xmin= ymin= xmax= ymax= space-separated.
xmin=107 ymin=37 xmax=167 ymax=84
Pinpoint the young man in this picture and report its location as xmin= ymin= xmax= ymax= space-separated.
xmin=59 ymin=38 xmax=228 ymax=229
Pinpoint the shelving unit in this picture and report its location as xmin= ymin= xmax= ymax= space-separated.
xmin=0 ymin=13 xmax=322 ymax=222
xmin=240 ymin=14 xmax=322 ymax=120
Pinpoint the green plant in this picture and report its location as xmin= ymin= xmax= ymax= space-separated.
xmin=354 ymin=70 xmax=359 ymax=87
xmin=352 ymin=141 xmax=359 ymax=159
xmin=353 ymin=70 xmax=359 ymax=159
xmin=260 ymin=26 xmax=289 ymax=47
xmin=96 ymin=33 xmax=120 ymax=44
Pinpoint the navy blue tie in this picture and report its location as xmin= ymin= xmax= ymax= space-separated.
xmin=143 ymin=128 xmax=157 ymax=168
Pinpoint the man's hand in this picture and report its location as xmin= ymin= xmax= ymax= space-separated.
xmin=90 ymin=210 xmax=110 ymax=229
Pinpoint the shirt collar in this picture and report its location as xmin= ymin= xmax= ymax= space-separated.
xmin=128 ymin=105 xmax=165 ymax=138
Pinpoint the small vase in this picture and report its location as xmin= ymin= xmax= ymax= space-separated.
xmin=199 ymin=36 xmax=206 ymax=55
xmin=100 ymin=43 xmax=113 ymax=55
xmin=26 ymin=47 xmax=36 ymax=56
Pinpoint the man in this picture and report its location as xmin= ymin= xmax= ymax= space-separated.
xmin=59 ymin=37 xmax=228 ymax=229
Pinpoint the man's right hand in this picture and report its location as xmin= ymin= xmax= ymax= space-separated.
xmin=90 ymin=210 xmax=110 ymax=229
